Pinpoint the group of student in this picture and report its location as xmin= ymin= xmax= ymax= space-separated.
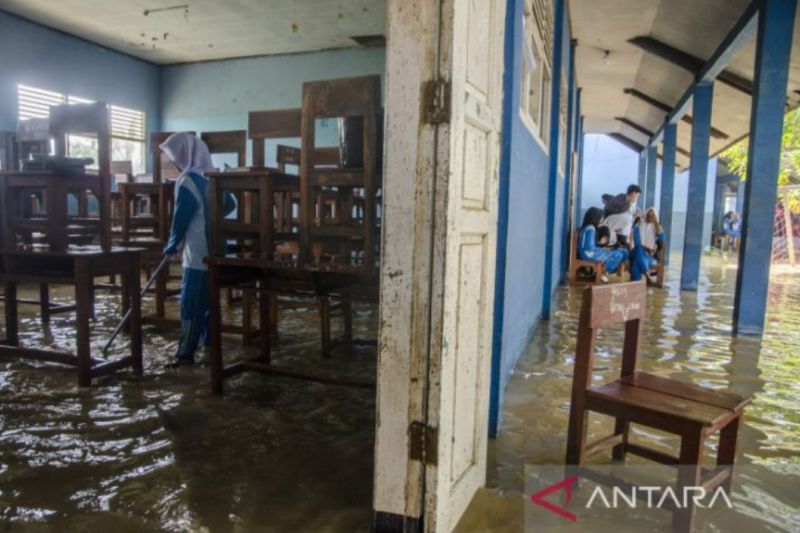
xmin=577 ymin=184 xmax=664 ymax=284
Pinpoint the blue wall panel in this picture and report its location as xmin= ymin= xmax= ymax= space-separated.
xmin=0 ymin=11 xmax=161 ymax=162
xmin=489 ymin=0 xmax=572 ymax=434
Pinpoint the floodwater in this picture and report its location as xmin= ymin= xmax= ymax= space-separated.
xmin=1 ymin=252 xmax=799 ymax=532
xmin=0 ymin=270 xmax=378 ymax=532
xmin=457 ymin=253 xmax=800 ymax=532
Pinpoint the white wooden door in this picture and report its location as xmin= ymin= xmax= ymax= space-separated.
xmin=424 ymin=0 xmax=506 ymax=530
xmin=374 ymin=0 xmax=505 ymax=530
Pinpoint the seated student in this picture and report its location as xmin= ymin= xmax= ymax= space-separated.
xmin=578 ymin=207 xmax=627 ymax=283
xmin=601 ymin=184 xmax=642 ymax=247
xmin=641 ymin=207 xmax=665 ymax=255
xmin=723 ymin=211 xmax=742 ymax=238
xmin=629 ymin=214 xmax=659 ymax=283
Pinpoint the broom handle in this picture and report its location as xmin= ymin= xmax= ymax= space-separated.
xmin=102 ymin=254 xmax=171 ymax=355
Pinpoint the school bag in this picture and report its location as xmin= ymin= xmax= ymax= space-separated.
xmin=604 ymin=193 xmax=630 ymax=215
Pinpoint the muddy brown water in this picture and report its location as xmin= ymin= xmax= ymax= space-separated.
xmin=1 ymin=253 xmax=798 ymax=532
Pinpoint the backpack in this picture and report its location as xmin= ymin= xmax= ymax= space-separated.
xmin=604 ymin=193 xmax=630 ymax=216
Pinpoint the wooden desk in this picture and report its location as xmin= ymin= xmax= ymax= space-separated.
xmin=0 ymin=170 xmax=111 ymax=252
xmin=207 ymin=168 xmax=300 ymax=259
xmin=0 ymin=246 xmax=143 ymax=386
xmin=206 ymin=256 xmax=376 ymax=394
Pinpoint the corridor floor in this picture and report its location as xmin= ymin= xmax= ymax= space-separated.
xmin=457 ymin=253 xmax=800 ymax=532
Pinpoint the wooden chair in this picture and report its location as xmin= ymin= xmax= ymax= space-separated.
xmin=110 ymin=160 xmax=134 ymax=230
xmin=652 ymin=238 xmax=667 ymax=288
xmin=300 ymin=75 xmax=381 ymax=268
xmin=565 ymin=281 xmax=749 ymax=531
xmin=568 ymin=230 xmax=606 ymax=284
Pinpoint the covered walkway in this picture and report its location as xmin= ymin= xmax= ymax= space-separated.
xmin=458 ymin=254 xmax=800 ymax=531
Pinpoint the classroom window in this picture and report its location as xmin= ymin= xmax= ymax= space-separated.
xmin=520 ymin=0 xmax=553 ymax=147
xmin=558 ymin=74 xmax=568 ymax=175
xmin=17 ymin=85 xmax=147 ymax=174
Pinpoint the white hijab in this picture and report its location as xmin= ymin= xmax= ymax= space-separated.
xmin=159 ymin=132 xmax=215 ymax=176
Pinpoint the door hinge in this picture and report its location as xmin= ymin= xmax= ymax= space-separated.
xmin=408 ymin=422 xmax=438 ymax=465
xmin=422 ymin=79 xmax=451 ymax=125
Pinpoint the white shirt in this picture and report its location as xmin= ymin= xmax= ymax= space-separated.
xmin=601 ymin=212 xmax=633 ymax=245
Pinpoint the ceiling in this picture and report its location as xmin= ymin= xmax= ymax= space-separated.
xmin=0 ymin=0 xmax=386 ymax=64
xmin=570 ymin=0 xmax=800 ymax=169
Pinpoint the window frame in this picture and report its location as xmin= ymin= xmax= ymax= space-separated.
xmin=520 ymin=0 xmax=553 ymax=151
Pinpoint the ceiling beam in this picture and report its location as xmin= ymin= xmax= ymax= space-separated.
xmin=615 ymin=117 xmax=655 ymax=138
xmin=628 ymin=36 xmax=754 ymax=95
xmin=624 ymin=88 xmax=730 ymax=139
xmin=647 ymin=1 xmax=760 ymax=146
xmin=608 ymin=132 xmax=645 ymax=153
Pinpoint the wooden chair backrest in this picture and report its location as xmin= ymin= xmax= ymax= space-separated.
xmin=201 ymin=130 xmax=247 ymax=168
xmin=276 ymin=145 xmax=340 ymax=173
xmin=49 ymin=102 xmax=111 ymax=177
xmin=574 ymin=281 xmax=646 ymax=388
xmin=249 ymin=109 xmax=302 ymax=167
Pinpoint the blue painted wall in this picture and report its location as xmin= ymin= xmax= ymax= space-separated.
xmin=0 ymin=11 xmax=161 ymax=162
xmin=489 ymin=0 xmax=574 ymax=434
xmin=160 ymin=48 xmax=385 ymax=167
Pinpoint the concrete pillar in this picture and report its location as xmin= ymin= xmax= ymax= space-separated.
xmin=659 ymin=122 xmax=678 ymax=266
xmin=573 ymin=115 xmax=585 ymax=229
xmin=541 ymin=0 xmax=565 ymax=318
xmin=560 ymin=41 xmax=578 ymax=279
xmin=645 ymin=144 xmax=658 ymax=208
xmin=637 ymin=151 xmax=647 ymax=209
xmin=734 ymin=0 xmax=798 ymax=335
xmin=680 ymin=82 xmax=714 ymax=291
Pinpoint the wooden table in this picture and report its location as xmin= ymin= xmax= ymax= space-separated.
xmin=0 ymin=170 xmax=111 ymax=252
xmin=206 ymin=255 xmax=376 ymax=394
xmin=0 ymin=246 xmax=143 ymax=386
xmin=207 ymin=168 xmax=300 ymax=259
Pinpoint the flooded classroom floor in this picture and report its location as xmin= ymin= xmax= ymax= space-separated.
xmin=1 ymin=252 xmax=799 ymax=532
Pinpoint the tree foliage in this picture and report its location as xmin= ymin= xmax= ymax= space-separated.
xmin=720 ymin=108 xmax=800 ymax=212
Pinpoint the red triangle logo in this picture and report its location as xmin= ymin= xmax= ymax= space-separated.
xmin=530 ymin=475 xmax=579 ymax=522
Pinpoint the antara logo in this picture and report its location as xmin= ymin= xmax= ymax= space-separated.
xmin=530 ymin=476 xmax=734 ymax=522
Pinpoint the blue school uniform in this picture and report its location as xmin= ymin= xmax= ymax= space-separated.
xmin=578 ymin=225 xmax=625 ymax=273
xmin=629 ymin=221 xmax=660 ymax=282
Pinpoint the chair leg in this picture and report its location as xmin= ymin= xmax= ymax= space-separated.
xmin=565 ymin=405 xmax=588 ymax=465
xmin=39 ymin=284 xmax=50 ymax=324
xmin=673 ymin=428 xmax=704 ymax=533
xmin=716 ymin=416 xmax=740 ymax=493
xmin=318 ymin=295 xmax=331 ymax=358
xmin=611 ymin=418 xmax=629 ymax=460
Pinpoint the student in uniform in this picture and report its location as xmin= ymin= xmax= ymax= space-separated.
xmin=160 ymin=132 xmax=234 ymax=366
xmin=578 ymin=207 xmax=626 ymax=282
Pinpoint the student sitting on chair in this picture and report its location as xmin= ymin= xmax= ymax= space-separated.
xmin=160 ymin=132 xmax=235 ymax=367
xmin=629 ymin=214 xmax=660 ymax=284
xmin=641 ymin=207 xmax=665 ymax=256
xmin=578 ymin=207 xmax=627 ymax=283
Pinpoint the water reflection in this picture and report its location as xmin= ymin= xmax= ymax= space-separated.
xmin=459 ymin=254 xmax=800 ymax=532
xmin=0 ymin=283 xmax=377 ymax=531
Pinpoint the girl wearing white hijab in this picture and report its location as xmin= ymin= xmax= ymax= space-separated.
xmin=159 ymin=132 xmax=220 ymax=365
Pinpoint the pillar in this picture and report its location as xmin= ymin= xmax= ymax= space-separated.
xmin=541 ymin=0 xmax=565 ymax=318
xmin=573 ymin=115 xmax=585 ymax=230
xmin=645 ymin=144 xmax=658 ymax=208
xmin=560 ymin=41 xmax=577 ymax=279
xmin=637 ymin=151 xmax=647 ymax=209
xmin=733 ymin=0 xmax=798 ymax=335
xmin=680 ymin=82 xmax=714 ymax=291
xmin=659 ymin=122 xmax=677 ymax=266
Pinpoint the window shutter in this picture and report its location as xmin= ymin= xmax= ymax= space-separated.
xmin=110 ymin=105 xmax=146 ymax=142
xmin=17 ymin=84 xmax=66 ymax=121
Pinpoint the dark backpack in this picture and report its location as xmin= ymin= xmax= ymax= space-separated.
xmin=604 ymin=193 xmax=630 ymax=216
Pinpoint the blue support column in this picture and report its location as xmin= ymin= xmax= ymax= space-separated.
xmin=637 ymin=151 xmax=647 ymax=209
xmin=734 ymin=0 xmax=798 ymax=335
xmin=560 ymin=41 xmax=577 ymax=278
xmin=680 ymin=82 xmax=714 ymax=291
xmin=645 ymin=144 xmax=658 ymax=208
xmin=541 ymin=0 xmax=565 ymax=318
xmin=659 ymin=122 xmax=677 ymax=266
xmin=573 ymin=115 xmax=585 ymax=229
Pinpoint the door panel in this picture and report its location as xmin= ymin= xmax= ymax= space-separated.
xmin=426 ymin=0 xmax=506 ymax=530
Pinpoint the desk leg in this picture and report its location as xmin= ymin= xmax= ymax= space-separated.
xmin=242 ymin=288 xmax=253 ymax=346
xmin=209 ymin=265 xmax=224 ymax=394
xmin=270 ymin=294 xmax=279 ymax=336
xmin=342 ymin=296 xmax=353 ymax=346
xmin=39 ymin=284 xmax=50 ymax=324
xmin=128 ymin=257 xmax=143 ymax=375
xmin=319 ymin=295 xmax=331 ymax=358
xmin=75 ymin=260 xmax=92 ymax=387
xmin=4 ymin=282 xmax=18 ymax=345
xmin=156 ymin=260 xmax=167 ymax=319
xmin=258 ymin=283 xmax=271 ymax=364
